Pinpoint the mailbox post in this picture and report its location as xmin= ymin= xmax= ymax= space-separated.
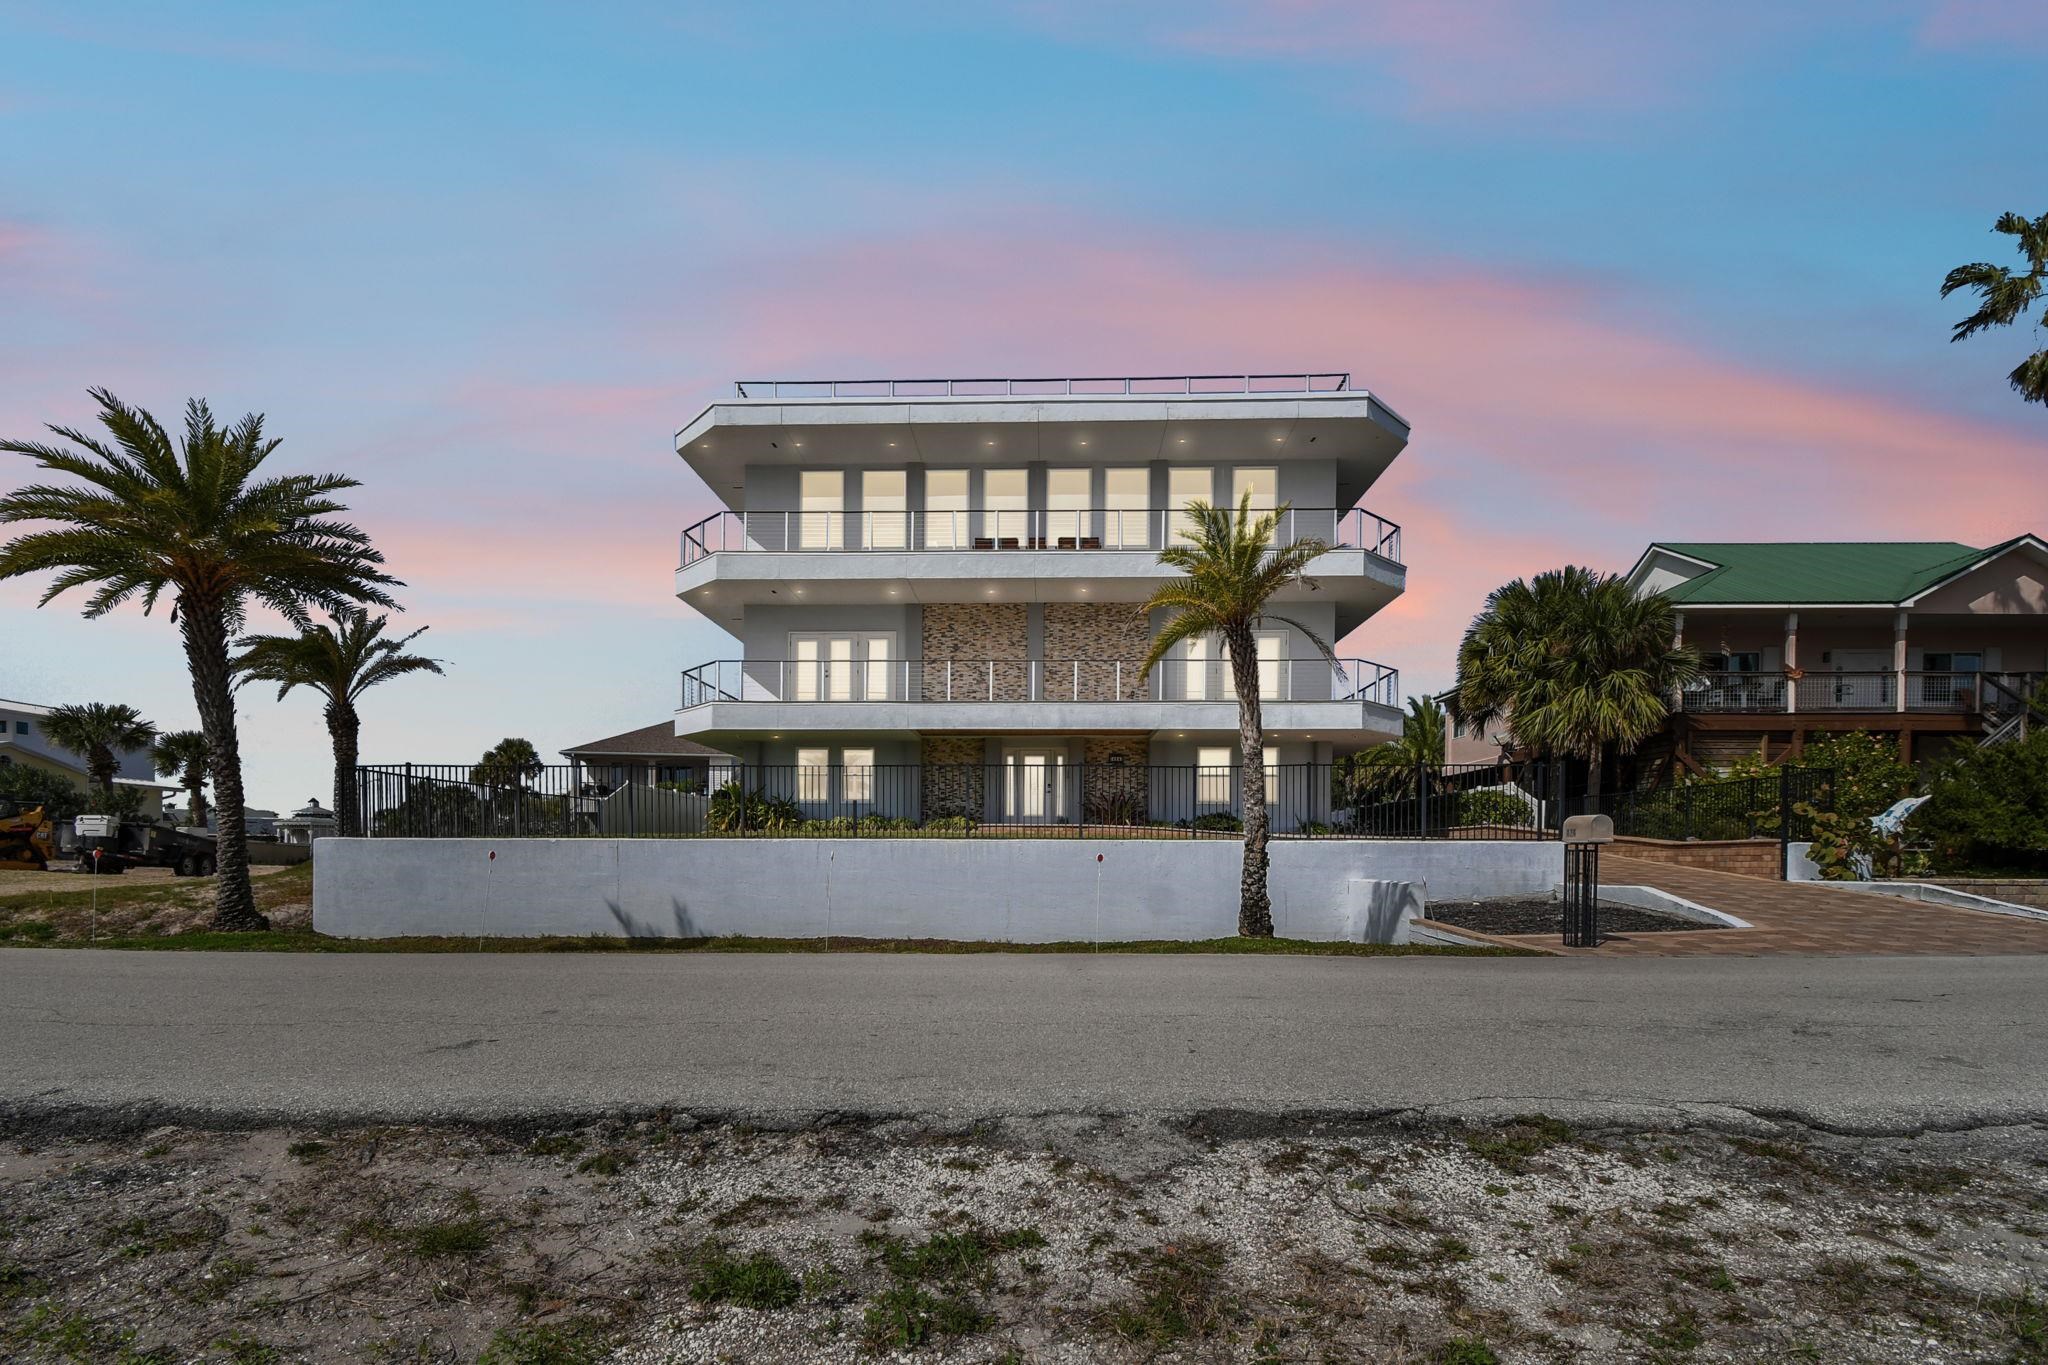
xmin=1560 ymin=813 xmax=1614 ymax=948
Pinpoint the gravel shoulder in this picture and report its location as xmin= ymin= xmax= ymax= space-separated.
xmin=2 ymin=1114 xmax=2043 ymax=1363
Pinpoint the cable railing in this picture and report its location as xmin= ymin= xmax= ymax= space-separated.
xmin=679 ymin=657 xmax=1400 ymax=708
xmin=679 ymin=507 xmax=1401 ymax=566
xmin=730 ymin=373 xmax=1360 ymax=400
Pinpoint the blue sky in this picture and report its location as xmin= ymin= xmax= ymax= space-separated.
xmin=3 ymin=0 xmax=2044 ymax=807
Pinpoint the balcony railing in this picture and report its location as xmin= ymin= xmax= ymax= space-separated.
xmin=680 ymin=507 xmax=1401 ymax=567
xmin=1678 ymin=670 xmax=2043 ymax=716
xmin=680 ymin=657 xmax=1399 ymax=709
xmin=730 ymin=372 xmax=1360 ymax=400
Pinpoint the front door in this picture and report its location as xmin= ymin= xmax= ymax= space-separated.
xmin=1002 ymin=749 xmax=1068 ymax=822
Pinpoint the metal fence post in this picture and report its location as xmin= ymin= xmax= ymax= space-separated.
xmin=1683 ymin=784 xmax=1695 ymax=841
xmin=1414 ymin=761 xmax=1428 ymax=838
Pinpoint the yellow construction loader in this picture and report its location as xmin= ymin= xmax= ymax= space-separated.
xmin=0 ymin=800 xmax=57 ymax=871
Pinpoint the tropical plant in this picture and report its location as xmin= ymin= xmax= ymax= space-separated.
xmin=1455 ymin=566 xmax=1699 ymax=799
xmin=1453 ymin=788 xmax=1535 ymax=830
xmin=150 ymin=729 xmax=213 ymax=828
xmin=0 ymin=763 xmax=87 ymax=823
xmin=1941 ymin=211 xmax=2048 ymax=408
xmin=706 ymin=780 xmax=801 ymax=833
xmin=470 ymin=737 xmax=544 ymax=790
xmin=40 ymin=702 xmax=155 ymax=799
xmin=1139 ymin=493 xmax=1333 ymax=936
xmin=1337 ymin=695 xmax=1447 ymax=809
xmin=235 ymin=609 xmax=443 ymax=836
xmin=1801 ymin=731 xmax=1915 ymax=824
xmin=0 ymin=391 xmax=398 ymax=929
xmin=1914 ymin=729 xmax=2048 ymax=874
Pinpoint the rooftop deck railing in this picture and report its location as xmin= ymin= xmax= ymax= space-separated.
xmin=679 ymin=657 xmax=1400 ymax=709
xmin=680 ymin=507 xmax=1401 ymax=567
xmin=730 ymin=373 xmax=1360 ymax=400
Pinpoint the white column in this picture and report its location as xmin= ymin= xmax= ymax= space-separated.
xmin=1895 ymin=611 xmax=1909 ymax=713
xmin=1785 ymin=611 xmax=1799 ymax=714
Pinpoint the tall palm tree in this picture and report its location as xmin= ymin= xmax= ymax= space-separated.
xmin=1455 ymin=566 xmax=1698 ymax=800
xmin=1941 ymin=211 xmax=2048 ymax=408
xmin=151 ymin=729 xmax=213 ymax=828
xmin=0 ymin=390 xmax=398 ymax=929
xmin=235 ymin=610 xmax=443 ymax=837
xmin=470 ymin=737 xmax=544 ymax=790
xmin=43 ymin=702 xmax=156 ymax=799
xmin=1139 ymin=494 xmax=1333 ymax=937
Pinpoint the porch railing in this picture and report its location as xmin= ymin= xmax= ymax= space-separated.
xmin=680 ymin=507 xmax=1401 ymax=566
xmin=1679 ymin=670 xmax=2043 ymax=717
xmin=678 ymin=657 xmax=1400 ymax=708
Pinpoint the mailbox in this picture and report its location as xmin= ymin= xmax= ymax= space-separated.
xmin=73 ymin=814 xmax=116 ymax=839
xmin=1561 ymin=813 xmax=1614 ymax=845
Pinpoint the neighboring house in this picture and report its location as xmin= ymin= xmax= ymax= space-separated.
xmin=561 ymin=722 xmax=733 ymax=793
xmin=1440 ymin=692 xmax=1517 ymax=765
xmin=0 ymin=697 xmax=171 ymax=818
xmin=276 ymin=799 xmax=337 ymax=845
xmin=670 ymin=372 xmax=1408 ymax=826
xmin=1623 ymin=536 xmax=2048 ymax=774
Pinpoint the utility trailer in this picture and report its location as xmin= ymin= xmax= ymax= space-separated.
xmin=74 ymin=818 xmax=218 ymax=876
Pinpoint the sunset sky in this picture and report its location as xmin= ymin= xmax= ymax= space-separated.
xmin=3 ymin=1 xmax=2045 ymax=808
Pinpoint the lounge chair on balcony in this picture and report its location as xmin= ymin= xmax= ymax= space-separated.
xmin=973 ymin=537 xmax=995 ymax=550
xmin=998 ymin=537 xmax=1020 ymax=549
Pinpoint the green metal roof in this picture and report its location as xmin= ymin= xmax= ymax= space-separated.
xmin=1647 ymin=541 xmax=1994 ymax=605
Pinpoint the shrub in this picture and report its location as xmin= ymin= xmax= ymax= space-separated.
xmin=1802 ymin=730 xmax=1917 ymax=821
xmin=1914 ymin=730 xmax=2048 ymax=873
xmin=1452 ymin=789 xmax=1533 ymax=829
xmin=920 ymin=815 xmax=978 ymax=834
xmin=706 ymin=781 xmax=802 ymax=833
xmin=0 ymin=765 xmax=85 ymax=823
xmin=1085 ymin=790 xmax=1144 ymax=825
xmin=1189 ymin=813 xmax=1243 ymax=833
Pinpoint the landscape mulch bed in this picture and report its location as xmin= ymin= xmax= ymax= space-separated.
xmin=1429 ymin=896 xmax=1709 ymax=936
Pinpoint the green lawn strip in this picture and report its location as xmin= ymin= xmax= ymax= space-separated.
xmin=0 ymin=928 xmax=1530 ymax=956
xmin=0 ymin=861 xmax=313 ymax=915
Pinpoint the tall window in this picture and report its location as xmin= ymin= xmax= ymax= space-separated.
xmin=1169 ymin=467 xmax=1211 ymax=546
xmin=1047 ymin=469 xmax=1090 ymax=545
xmin=1257 ymin=630 xmax=1286 ymax=698
xmin=984 ymin=469 xmax=1027 ymax=544
xmin=1183 ymin=635 xmax=1214 ymax=700
xmin=796 ymin=747 xmax=830 ymax=803
xmin=791 ymin=633 xmax=895 ymax=700
xmin=842 ymin=747 xmax=875 ymax=802
xmin=926 ymin=469 xmax=967 ymax=549
xmin=1105 ymin=468 xmax=1148 ymax=548
xmin=1231 ymin=466 xmax=1277 ymax=511
xmin=799 ymin=470 xmax=843 ymax=550
xmin=864 ymin=470 xmax=906 ymax=550
xmin=1196 ymin=746 xmax=1233 ymax=806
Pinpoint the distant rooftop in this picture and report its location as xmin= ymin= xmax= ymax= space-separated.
xmin=728 ymin=372 xmax=1364 ymax=401
xmin=1641 ymin=538 xmax=2043 ymax=605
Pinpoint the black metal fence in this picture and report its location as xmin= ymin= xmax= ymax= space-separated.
xmin=356 ymin=760 xmax=1568 ymax=841
xmin=356 ymin=761 xmax=1833 ymax=845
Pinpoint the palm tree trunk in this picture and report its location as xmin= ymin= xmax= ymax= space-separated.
xmin=1586 ymin=742 xmax=1604 ymax=802
xmin=187 ymin=767 xmax=209 ymax=829
xmin=327 ymin=700 xmax=361 ymax=837
xmin=1225 ymin=624 xmax=1274 ymax=937
xmin=179 ymin=598 xmax=266 ymax=931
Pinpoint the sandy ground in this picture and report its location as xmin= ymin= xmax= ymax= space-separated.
xmin=0 ymin=861 xmax=296 ymax=896
xmin=1 ymin=1114 xmax=2042 ymax=1363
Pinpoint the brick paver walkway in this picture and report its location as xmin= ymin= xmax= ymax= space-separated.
xmin=1478 ymin=855 xmax=2048 ymax=957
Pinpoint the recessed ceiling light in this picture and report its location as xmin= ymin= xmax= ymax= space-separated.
xmin=1078 ymin=439 xmax=1089 ymax=446
xmin=985 ymin=440 xmax=995 ymax=447
xmin=1272 ymin=435 xmax=1284 ymax=443
xmin=793 ymin=441 xmax=804 ymax=448
xmin=1176 ymin=437 xmax=1187 ymax=444
xmin=887 ymin=441 xmax=896 ymax=447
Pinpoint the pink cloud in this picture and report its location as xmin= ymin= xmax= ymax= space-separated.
xmin=1917 ymin=0 xmax=2048 ymax=47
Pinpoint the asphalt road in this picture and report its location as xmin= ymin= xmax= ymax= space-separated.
xmin=2 ymin=950 xmax=2041 ymax=1133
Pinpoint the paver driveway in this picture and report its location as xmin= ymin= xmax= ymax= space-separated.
xmin=1474 ymin=854 xmax=2048 ymax=957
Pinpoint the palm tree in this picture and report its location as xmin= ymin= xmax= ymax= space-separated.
xmin=0 ymin=390 xmax=398 ymax=929
xmin=1139 ymin=494 xmax=1334 ymax=937
xmin=235 ymin=610 xmax=444 ymax=837
xmin=1455 ymin=566 xmax=1698 ymax=800
xmin=43 ymin=702 xmax=156 ymax=799
xmin=151 ymin=729 xmax=213 ymax=828
xmin=1338 ymin=695 xmax=1446 ymax=807
xmin=1941 ymin=211 xmax=2047 ymax=408
xmin=471 ymin=737 xmax=544 ymax=790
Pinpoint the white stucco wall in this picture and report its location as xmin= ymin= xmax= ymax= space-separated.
xmin=314 ymin=837 xmax=1562 ymax=943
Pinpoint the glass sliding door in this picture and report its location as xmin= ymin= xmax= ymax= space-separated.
xmin=1047 ymin=469 xmax=1090 ymax=547
xmin=790 ymin=633 xmax=895 ymax=700
xmin=863 ymin=470 xmax=907 ymax=550
xmin=983 ymin=469 xmax=1027 ymax=546
xmin=925 ymin=469 xmax=967 ymax=549
xmin=1169 ymin=467 xmax=1211 ymax=546
xmin=1105 ymin=467 xmax=1148 ymax=548
xmin=799 ymin=470 xmax=843 ymax=550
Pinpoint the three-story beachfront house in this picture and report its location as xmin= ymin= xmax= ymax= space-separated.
xmin=671 ymin=374 xmax=1409 ymax=829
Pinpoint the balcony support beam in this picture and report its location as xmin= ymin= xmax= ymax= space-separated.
xmin=1895 ymin=611 xmax=1909 ymax=714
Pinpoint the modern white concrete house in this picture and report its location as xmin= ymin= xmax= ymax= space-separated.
xmin=670 ymin=373 xmax=1409 ymax=828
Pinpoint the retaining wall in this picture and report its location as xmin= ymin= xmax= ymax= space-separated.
xmin=313 ymin=838 xmax=1563 ymax=943
xmin=1610 ymin=836 xmax=1781 ymax=880
xmin=1912 ymin=878 xmax=2048 ymax=910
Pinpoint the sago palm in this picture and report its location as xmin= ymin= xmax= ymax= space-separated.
xmin=1941 ymin=211 xmax=2048 ymax=408
xmin=235 ymin=610 xmax=443 ymax=836
xmin=42 ymin=702 xmax=156 ymax=798
xmin=1139 ymin=494 xmax=1334 ymax=937
xmin=151 ymin=729 xmax=213 ymax=827
xmin=1455 ymin=566 xmax=1698 ymax=799
xmin=0 ymin=390 xmax=398 ymax=929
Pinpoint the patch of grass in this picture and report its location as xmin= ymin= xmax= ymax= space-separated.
xmin=190 ymin=1254 xmax=256 ymax=1302
xmin=1465 ymin=1114 xmax=1575 ymax=1173
xmin=712 ymin=1193 xmax=802 ymax=1229
xmin=1107 ymin=1238 xmax=1233 ymax=1345
xmin=1644 ymin=1305 xmax=1704 ymax=1353
xmin=1436 ymin=1339 xmax=1501 ymax=1365
xmin=575 ymin=1148 xmax=633 ymax=1177
xmin=475 ymin=1321 xmax=609 ymax=1365
xmin=210 ymin=1332 xmax=281 ymax=1365
xmin=285 ymin=1139 xmax=329 ymax=1162
xmin=526 ymin=1132 xmax=586 ymax=1158
xmin=0 ymin=920 xmax=57 ymax=941
xmin=1990 ymin=1288 xmax=2045 ymax=1360
xmin=860 ymin=1284 xmax=989 ymax=1351
xmin=404 ymin=1214 xmax=492 ymax=1260
xmin=686 ymin=1244 xmax=803 ymax=1310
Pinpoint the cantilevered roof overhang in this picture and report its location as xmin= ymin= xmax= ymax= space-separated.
xmin=675 ymin=383 xmax=1411 ymax=510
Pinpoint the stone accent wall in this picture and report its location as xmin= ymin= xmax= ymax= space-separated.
xmin=1043 ymin=604 xmax=1150 ymax=701
xmin=921 ymin=605 xmax=1028 ymax=701
xmin=1611 ymin=836 xmax=1782 ymax=881
xmin=1081 ymin=737 xmax=1150 ymax=825
xmin=920 ymin=736 xmax=985 ymax=820
xmin=1915 ymin=878 xmax=2048 ymax=910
